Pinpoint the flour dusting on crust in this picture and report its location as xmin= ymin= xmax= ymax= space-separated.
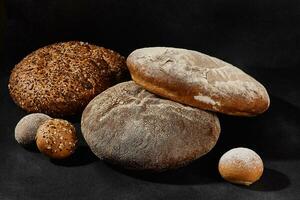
xmin=127 ymin=47 xmax=270 ymax=116
xmin=219 ymin=147 xmax=263 ymax=169
xmin=194 ymin=95 xmax=220 ymax=106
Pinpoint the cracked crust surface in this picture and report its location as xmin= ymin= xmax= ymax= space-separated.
xmin=8 ymin=41 xmax=129 ymax=117
xmin=127 ymin=47 xmax=270 ymax=116
xmin=81 ymin=81 xmax=220 ymax=171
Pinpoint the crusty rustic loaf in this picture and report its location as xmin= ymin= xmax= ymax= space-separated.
xmin=127 ymin=47 xmax=270 ymax=116
xmin=81 ymin=81 xmax=220 ymax=171
xmin=8 ymin=41 xmax=129 ymax=116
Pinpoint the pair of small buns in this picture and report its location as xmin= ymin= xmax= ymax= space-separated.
xmin=9 ymin=41 xmax=128 ymax=117
xmin=15 ymin=113 xmax=77 ymax=159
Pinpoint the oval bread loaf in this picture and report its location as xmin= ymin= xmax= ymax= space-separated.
xmin=127 ymin=47 xmax=270 ymax=116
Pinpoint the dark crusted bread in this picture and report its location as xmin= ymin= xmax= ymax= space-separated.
xmin=81 ymin=81 xmax=220 ymax=171
xmin=8 ymin=41 xmax=129 ymax=116
xmin=127 ymin=47 xmax=270 ymax=116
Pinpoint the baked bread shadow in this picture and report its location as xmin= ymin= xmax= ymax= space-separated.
xmin=21 ymin=143 xmax=40 ymax=153
xmin=50 ymin=145 xmax=98 ymax=167
xmin=217 ymin=95 xmax=300 ymax=160
xmin=104 ymin=149 xmax=222 ymax=185
xmin=239 ymin=168 xmax=290 ymax=191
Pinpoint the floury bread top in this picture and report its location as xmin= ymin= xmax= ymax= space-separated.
xmin=127 ymin=47 xmax=270 ymax=116
xmin=81 ymin=81 xmax=220 ymax=171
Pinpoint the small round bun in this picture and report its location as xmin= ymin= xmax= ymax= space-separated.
xmin=36 ymin=119 xmax=78 ymax=159
xmin=9 ymin=41 xmax=128 ymax=117
xmin=218 ymin=147 xmax=264 ymax=186
xmin=15 ymin=113 xmax=51 ymax=146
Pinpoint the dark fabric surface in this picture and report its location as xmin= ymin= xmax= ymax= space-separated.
xmin=1 ymin=0 xmax=300 ymax=199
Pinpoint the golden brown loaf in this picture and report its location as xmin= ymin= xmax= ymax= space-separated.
xmin=81 ymin=81 xmax=220 ymax=171
xmin=9 ymin=41 xmax=128 ymax=116
xmin=127 ymin=47 xmax=270 ymax=116
xmin=218 ymin=147 xmax=264 ymax=186
xmin=36 ymin=119 xmax=78 ymax=159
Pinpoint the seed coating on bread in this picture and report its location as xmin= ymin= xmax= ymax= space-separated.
xmin=81 ymin=81 xmax=220 ymax=171
xmin=36 ymin=119 xmax=78 ymax=159
xmin=127 ymin=47 xmax=270 ymax=116
xmin=9 ymin=41 xmax=128 ymax=116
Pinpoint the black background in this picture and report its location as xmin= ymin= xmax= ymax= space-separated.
xmin=1 ymin=0 xmax=300 ymax=199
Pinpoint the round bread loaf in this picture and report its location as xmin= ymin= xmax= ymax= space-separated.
xmin=218 ymin=147 xmax=264 ymax=186
xmin=8 ymin=41 xmax=128 ymax=116
xmin=127 ymin=47 xmax=270 ymax=116
xmin=36 ymin=119 xmax=78 ymax=159
xmin=81 ymin=81 xmax=220 ymax=171
xmin=15 ymin=113 xmax=51 ymax=146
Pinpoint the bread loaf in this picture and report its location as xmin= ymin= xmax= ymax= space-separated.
xmin=127 ymin=47 xmax=270 ymax=116
xmin=81 ymin=81 xmax=220 ymax=171
xmin=9 ymin=41 xmax=129 ymax=116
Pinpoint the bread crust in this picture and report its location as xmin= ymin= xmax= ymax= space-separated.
xmin=81 ymin=81 xmax=221 ymax=171
xmin=127 ymin=47 xmax=270 ymax=116
xmin=8 ymin=41 xmax=128 ymax=116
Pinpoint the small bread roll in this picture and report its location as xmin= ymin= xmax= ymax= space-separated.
xmin=15 ymin=113 xmax=51 ymax=146
xmin=36 ymin=119 xmax=78 ymax=159
xmin=218 ymin=147 xmax=263 ymax=186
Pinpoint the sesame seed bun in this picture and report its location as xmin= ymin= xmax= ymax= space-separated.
xmin=36 ymin=119 xmax=78 ymax=159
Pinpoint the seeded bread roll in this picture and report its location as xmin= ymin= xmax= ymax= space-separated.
xmin=8 ymin=41 xmax=129 ymax=117
xmin=36 ymin=119 xmax=78 ymax=159
xmin=127 ymin=47 xmax=270 ymax=116
xmin=81 ymin=81 xmax=220 ymax=171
